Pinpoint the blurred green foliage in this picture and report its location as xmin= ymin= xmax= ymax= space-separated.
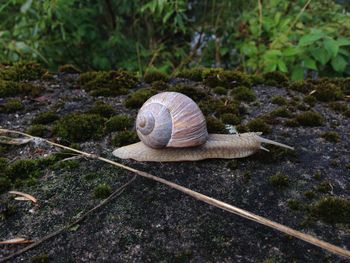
xmin=0 ymin=0 xmax=349 ymax=79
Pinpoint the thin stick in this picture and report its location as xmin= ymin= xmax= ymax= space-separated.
xmin=1 ymin=128 xmax=349 ymax=259
xmin=0 ymin=174 xmax=137 ymax=262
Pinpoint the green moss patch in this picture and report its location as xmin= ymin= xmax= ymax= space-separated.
xmin=268 ymin=172 xmax=290 ymax=188
xmin=270 ymin=107 xmax=292 ymax=118
xmin=78 ymin=70 xmax=138 ymax=96
xmin=0 ymin=80 xmax=41 ymax=97
xmin=328 ymin=102 xmax=348 ymax=113
xmin=314 ymin=181 xmax=332 ymax=193
xmin=26 ymin=125 xmax=51 ymax=137
xmin=303 ymin=95 xmax=317 ymax=106
xmin=94 ymin=183 xmax=112 ymax=199
xmin=6 ymin=159 xmax=42 ymax=186
xmin=220 ymin=113 xmax=240 ymax=125
xmin=124 ymin=88 xmax=157 ymax=108
xmin=263 ymin=72 xmax=289 ymax=87
xmin=227 ymin=160 xmax=239 ymax=170
xmin=32 ymin=112 xmax=59 ymax=125
xmin=213 ymin=86 xmax=228 ymax=95
xmin=105 ymin=114 xmax=133 ymax=133
xmin=287 ymin=199 xmax=301 ymax=210
xmin=203 ymin=69 xmax=252 ymax=88
xmin=53 ymin=113 xmax=105 ymax=142
xmin=321 ymin=131 xmax=340 ymax=143
xmin=198 ymin=98 xmax=239 ymax=116
xmin=0 ymin=80 xmax=21 ymax=97
xmin=144 ymin=70 xmax=168 ymax=83
xmin=168 ymin=85 xmax=207 ymax=102
xmin=152 ymin=80 xmax=169 ymax=91
xmin=304 ymin=190 xmax=316 ymax=200
xmin=112 ymin=131 xmax=139 ymax=147
xmin=246 ymin=118 xmax=271 ymax=134
xmin=232 ymin=86 xmax=256 ymax=102
xmin=314 ymin=82 xmax=344 ymax=102
xmin=89 ymin=101 xmax=116 ymax=118
xmin=271 ymin=96 xmax=288 ymax=105
xmin=206 ymin=116 xmax=227 ymax=133
xmin=289 ymin=80 xmax=313 ymax=93
xmin=0 ymin=98 xmax=23 ymax=113
xmin=58 ymin=64 xmax=81 ymax=74
xmin=0 ymin=62 xmax=46 ymax=81
xmin=295 ymin=111 xmax=324 ymax=127
xmin=310 ymin=196 xmax=350 ymax=225
xmin=174 ymin=67 xmax=204 ymax=81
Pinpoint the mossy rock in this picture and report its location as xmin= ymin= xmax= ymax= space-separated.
xmin=328 ymin=102 xmax=348 ymax=113
xmin=0 ymin=62 xmax=46 ymax=81
xmin=268 ymin=172 xmax=290 ymax=188
xmin=303 ymin=95 xmax=317 ymax=106
xmin=124 ymin=88 xmax=157 ymax=108
xmin=0 ymin=175 xmax=11 ymax=194
xmin=198 ymin=98 xmax=239 ymax=116
xmin=89 ymin=101 xmax=116 ymax=118
xmin=314 ymin=181 xmax=332 ymax=193
xmin=58 ymin=64 xmax=81 ymax=74
xmin=321 ymin=131 xmax=340 ymax=143
xmin=0 ymin=80 xmax=21 ymax=97
xmin=152 ymin=80 xmax=169 ymax=91
xmin=213 ymin=86 xmax=227 ymax=95
xmin=270 ymin=107 xmax=292 ymax=118
xmin=289 ymin=80 xmax=313 ymax=94
xmin=78 ymin=70 xmax=138 ymax=96
xmin=314 ymin=82 xmax=344 ymax=102
xmin=0 ymin=79 xmax=42 ymax=98
xmin=203 ymin=69 xmax=252 ymax=88
xmin=287 ymin=199 xmax=301 ymax=210
xmin=232 ymin=86 xmax=256 ymax=102
xmin=105 ymin=114 xmax=133 ymax=133
xmin=284 ymin=119 xmax=300 ymax=127
xmin=143 ymin=70 xmax=168 ymax=83
xmin=32 ymin=112 xmax=59 ymax=125
xmin=112 ymin=131 xmax=139 ymax=147
xmin=30 ymin=253 xmax=49 ymax=263
xmin=205 ymin=116 xmax=227 ymax=133
xmin=6 ymin=159 xmax=41 ymax=181
xmin=174 ymin=67 xmax=204 ymax=81
xmin=246 ymin=118 xmax=271 ymax=134
xmin=0 ymin=98 xmax=23 ymax=113
xmin=271 ymin=96 xmax=288 ymax=106
xmin=295 ymin=111 xmax=324 ymax=127
xmin=168 ymin=85 xmax=207 ymax=102
xmin=26 ymin=125 xmax=52 ymax=137
xmin=220 ymin=113 xmax=240 ymax=125
xmin=94 ymin=183 xmax=112 ymax=199
xmin=263 ymin=71 xmax=289 ymax=87
xmin=310 ymin=196 xmax=350 ymax=225
xmin=53 ymin=113 xmax=106 ymax=142
xmin=304 ymin=190 xmax=316 ymax=200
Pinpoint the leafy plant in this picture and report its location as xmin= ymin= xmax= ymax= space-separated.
xmin=233 ymin=0 xmax=350 ymax=79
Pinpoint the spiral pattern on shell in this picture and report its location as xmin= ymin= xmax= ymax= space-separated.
xmin=136 ymin=92 xmax=208 ymax=148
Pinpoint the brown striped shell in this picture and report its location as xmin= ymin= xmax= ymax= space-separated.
xmin=136 ymin=92 xmax=208 ymax=148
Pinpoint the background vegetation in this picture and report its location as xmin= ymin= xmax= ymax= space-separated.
xmin=1 ymin=0 xmax=350 ymax=79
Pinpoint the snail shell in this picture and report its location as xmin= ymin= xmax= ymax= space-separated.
xmin=136 ymin=92 xmax=208 ymax=148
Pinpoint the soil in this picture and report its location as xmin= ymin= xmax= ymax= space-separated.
xmin=0 ymin=72 xmax=349 ymax=263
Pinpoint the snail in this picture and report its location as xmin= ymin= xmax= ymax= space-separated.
xmin=113 ymin=92 xmax=294 ymax=162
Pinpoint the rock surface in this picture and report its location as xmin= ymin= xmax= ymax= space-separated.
xmin=0 ymin=69 xmax=349 ymax=263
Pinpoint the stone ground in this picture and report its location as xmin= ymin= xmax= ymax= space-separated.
xmin=0 ymin=72 xmax=349 ymax=262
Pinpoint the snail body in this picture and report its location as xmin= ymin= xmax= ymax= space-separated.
xmin=113 ymin=92 xmax=294 ymax=162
